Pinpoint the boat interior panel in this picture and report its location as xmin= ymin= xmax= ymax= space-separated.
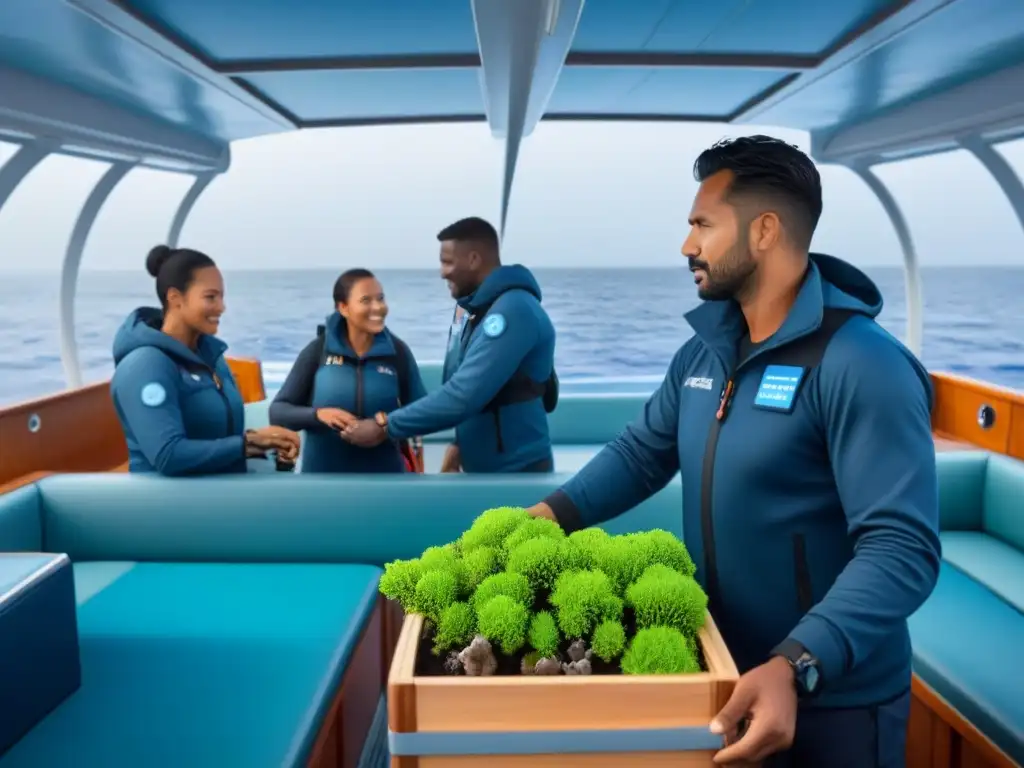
xmin=2 ymin=0 xmax=1024 ymax=765
xmin=119 ymin=0 xmax=482 ymax=61
xmin=0 ymin=453 xmax=1021 ymax=765
xmin=1 ymin=0 xmax=1022 ymax=142
xmin=571 ymin=0 xmax=900 ymax=56
xmin=242 ymin=68 xmax=488 ymax=124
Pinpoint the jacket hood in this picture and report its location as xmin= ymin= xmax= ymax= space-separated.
xmin=685 ymin=253 xmax=883 ymax=361
xmin=112 ymin=307 xmax=227 ymax=368
xmin=322 ymin=312 xmax=398 ymax=359
xmin=459 ymin=264 xmax=542 ymax=312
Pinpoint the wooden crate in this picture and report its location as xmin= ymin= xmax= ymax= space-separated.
xmin=387 ymin=612 xmax=739 ymax=767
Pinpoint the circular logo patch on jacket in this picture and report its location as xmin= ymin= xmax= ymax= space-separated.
xmin=483 ymin=314 xmax=506 ymax=338
xmin=140 ymin=382 xmax=167 ymax=407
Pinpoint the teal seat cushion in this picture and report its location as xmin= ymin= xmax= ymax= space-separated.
xmin=1 ymin=562 xmax=381 ymax=768
xmin=983 ymin=455 xmax=1024 ymax=552
xmin=72 ymin=561 xmax=137 ymax=605
xmin=910 ymin=562 xmax=1024 ymax=765
xmin=941 ymin=531 xmax=1024 ymax=614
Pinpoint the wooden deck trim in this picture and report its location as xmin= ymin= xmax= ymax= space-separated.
xmin=930 ymin=372 xmax=1024 ymax=459
xmin=307 ymin=596 xmax=386 ymax=768
xmin=908 ymin=674 xmax=1018 ymax=768
xmin=0 ymin=358 xmax=263 ymax=494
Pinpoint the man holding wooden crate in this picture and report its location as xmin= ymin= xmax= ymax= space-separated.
xmin=528 ymin=136 xmax=940 ymax=767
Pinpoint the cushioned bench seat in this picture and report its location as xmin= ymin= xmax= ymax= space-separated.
xmin=909 ymin=562 xmax=1024 ymax=766
xmin=419 ymin=443 xmax=604 ymax=473
xmin=0 ymin=561 xmax=381 ymax=768
xmin=940 ymin=531 xmax=1024 ymax=614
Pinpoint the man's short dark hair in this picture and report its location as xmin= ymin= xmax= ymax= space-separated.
xmin=693 ymin=136 xmax=822 ymax=250
xmin=436 ymin=217 xmax=500 ymax=251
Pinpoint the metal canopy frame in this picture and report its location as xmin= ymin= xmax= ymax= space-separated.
xmin=0 ymin=67 xmax=230 ymax=174
xmin=90 ymin=0 xmax=918 ymax=133
xmin=1 ymin=0 xmax=1023 ymax=385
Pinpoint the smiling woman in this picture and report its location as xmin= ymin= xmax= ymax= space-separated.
xmin=268 ymin=267 xmax=429 ymax=474
xmin=107 ymin=245 xmax=300 ymax=475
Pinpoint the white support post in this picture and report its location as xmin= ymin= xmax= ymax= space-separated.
xmin=0 ymin=140 xmax=56 ymax=214
xmin=471 ymin=0 xmax=585 ymax=236
xmin=167 ymin=172 xmax=215 ymax=248
xmin=849 ymin=163 xmax=924 ymax=357
xmin=958 ymin=135 xmax=1024 ymax=237
xmin=59 ymin=162 xmax=135 ymax=389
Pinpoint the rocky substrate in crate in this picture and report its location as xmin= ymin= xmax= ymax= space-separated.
xmin=414 ymin=608 xmax=708 ymax=678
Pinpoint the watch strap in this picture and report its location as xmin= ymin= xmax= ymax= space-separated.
xmin=772 ymin=639 xmax=821 ymax=698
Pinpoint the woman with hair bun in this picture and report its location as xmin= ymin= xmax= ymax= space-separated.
xmin=109 ymin=245 xmax=300 ymax=475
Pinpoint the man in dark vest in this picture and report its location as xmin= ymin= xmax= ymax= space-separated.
xmin=343 ymin=216 xmax=558 ymax=473
xmin=527 ymin=137 xmax=940 ymax=766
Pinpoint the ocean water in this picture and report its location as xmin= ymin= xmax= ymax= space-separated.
xmin=1 ymin=266 xmax=1022 ymax=406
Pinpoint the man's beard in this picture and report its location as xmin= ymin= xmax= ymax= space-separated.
xmin=690 ymin=237 xmax=756 ymax=302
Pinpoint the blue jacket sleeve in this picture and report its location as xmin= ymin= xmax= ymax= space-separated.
xmin=269 ymin=338 xmax=323 ymax=432
xmin=542 ymin=343 xmax=691 ymax=532
xmin=112 ymin=349 xmax=245 ymax=476
xmin=400 ymin=343 xmax=428 ymax=405
xmin=387 ymin=293 xmax=538 ymax=439
xmin=785 ymin=327 xmax=941 ymax=687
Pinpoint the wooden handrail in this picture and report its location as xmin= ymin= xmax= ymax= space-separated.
xmin=930 ymin=372 xmax=1024 ymax=458
xmin=0 ymin=367 xmax=1016 ymax=495
xmin=0 ymin=358 xmax=266 ymax=490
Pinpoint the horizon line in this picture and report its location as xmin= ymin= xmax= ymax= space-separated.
xmin=1 ymin=264 xmax=1018 ymax=275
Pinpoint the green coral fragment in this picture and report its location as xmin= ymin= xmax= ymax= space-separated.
xmin=433 ymin=601 xmax=477 ymax=655
xmin=590 ymin=619 xmax=627 ymax=662
xmin=506 ymin=537 xmax=563 ymax=591
xmin=626 ymin=564 xmax=708 ymax=636
xmin=378 ymin=559 xmax=424 ymax=611
xmin=413 ymin=569 xmax=459 ymax=624
xmin=499 ymin=517 xmax=565 ymax=564
xmin=621 ymin=626 xmax=701 ymax=675
xmin=461 ymin=545 xmax=498 ymax=591
xmin=476 ymin=595 xmax=530 ymax=655
xmin=460 ymin=507 xmax=530 ymax=553
xmin=471 ymin=572 xmax=533 ymax=611
xmin=549 ymin=569 xmax=622 ymax=638
xmin=629 ymin=529 xmax=697 ymax=577
xmin=527 ymin=610 xmax=560 ymax=657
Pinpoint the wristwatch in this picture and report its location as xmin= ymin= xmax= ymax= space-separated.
xmin=772 ymin=639 xmax=822 ymax=698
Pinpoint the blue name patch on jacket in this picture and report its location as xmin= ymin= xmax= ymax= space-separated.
xmin=753 ymin=365 xmax=805 ymax=412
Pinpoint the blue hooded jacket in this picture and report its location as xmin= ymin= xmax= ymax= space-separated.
xmin=387 ymin=265 xmax=556 ymax=472
xmin=268 ymin=313 xmax=427 ymax=473
xmin=110 ymin=307 xmax=247 ymax=476
xmin=545 ymin=254 xmax=941 ymax=708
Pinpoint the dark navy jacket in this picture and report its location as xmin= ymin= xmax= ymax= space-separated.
xmin=546 ymin=254 xmax=941 ymax=708
xmin=269 ymin=313 xmax=427 ymax=473
xmin=387 ymin=265 xmax=556 ymax=472
xmin=110 ymin=307 xmax=247 ymax=476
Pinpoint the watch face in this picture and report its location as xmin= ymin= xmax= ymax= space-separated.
xmin=803 ymin=664 xmax=820 ymax=693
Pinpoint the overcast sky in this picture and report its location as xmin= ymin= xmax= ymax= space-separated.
xmin=1 ymin=122 xmax=1022 ymax=273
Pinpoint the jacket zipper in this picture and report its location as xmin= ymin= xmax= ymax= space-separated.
xmin=792 ymin=533 xmax=813 ymax=613
xmin=699 ymin=371 xmax=736 ymax=611
xmin=355 ymin=360 xmax=365 ymax=417
xmin=209 ymin=369 xmax=234 ymax=434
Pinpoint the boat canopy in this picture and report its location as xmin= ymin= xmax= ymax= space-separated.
xmin=1 ymin=0 xmax=1023 ymax=385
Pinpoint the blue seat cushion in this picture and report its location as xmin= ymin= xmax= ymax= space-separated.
xmin=910 ymin=562 xmax=1024 ymax=765
xmin=941 ymin=531 xmax=1024 ymax=614
xmin=0 ymin=562 xmax=381 ymax=768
